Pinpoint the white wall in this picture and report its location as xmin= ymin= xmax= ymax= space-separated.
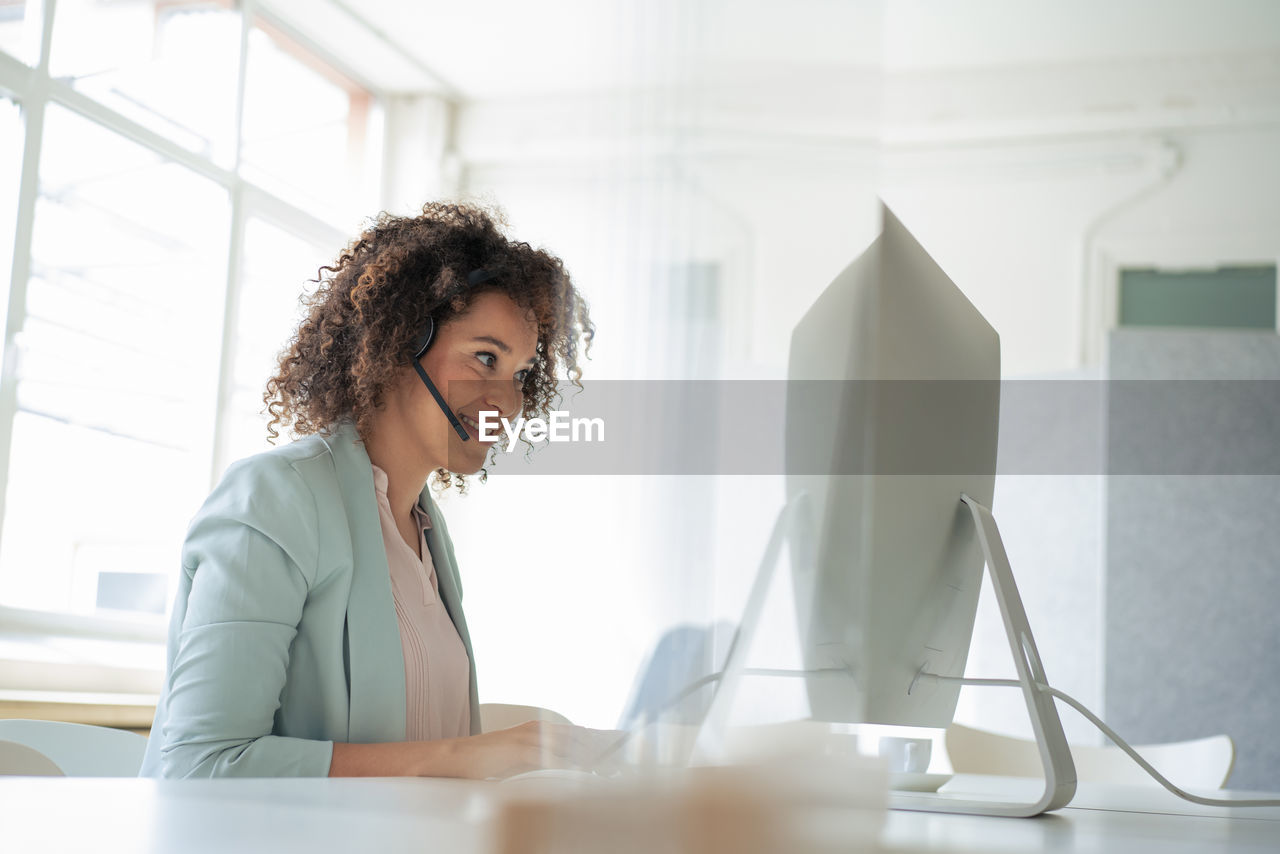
xmin=884 ymin=0 xmax=1280 ymax=71
xmin=884 ymin=131 xmax=1280 ymax=377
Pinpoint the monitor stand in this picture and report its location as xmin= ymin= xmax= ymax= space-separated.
xmin=694 ymin=492 xmax=1077 ymax=818
xmin=889 ymin=494 xmax=1077 ymax=817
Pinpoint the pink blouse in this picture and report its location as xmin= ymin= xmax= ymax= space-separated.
xmin=371 ymin=464 xmax=471 ymax=742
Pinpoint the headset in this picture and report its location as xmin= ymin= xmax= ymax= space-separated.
xmin=410 ymin=317 xmax=469 ymax=442
xmin=410 ymin=268 xmax=501 ymax=442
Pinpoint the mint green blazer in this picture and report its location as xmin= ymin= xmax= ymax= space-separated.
xmin=139 ymin=422 xmax=480 ymax=777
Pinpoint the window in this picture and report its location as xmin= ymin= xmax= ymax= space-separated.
xmin=0 ymin=92 xmax=20 ymax=316
xmin=1119 ymin=266 xmax=1278 ymax=330
xmin=219 ymin=215 xmax=329 ymax=469
xmin=241 ymin=19 xmax=378 ymax=224
xmin=0 ymin=104 xmax=228 ymax=616
xmin=0 ymin=0 xmax=36 ymax=65
xmin=0 ymin=1 xmax=374 ymax=644
xmin=50 ymin=0 xmax=242 ymax=163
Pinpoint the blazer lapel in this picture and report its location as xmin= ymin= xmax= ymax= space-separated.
xmin=322 ymin=422 xmax=407 ymax=743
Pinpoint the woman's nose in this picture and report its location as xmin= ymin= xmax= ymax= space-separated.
xmin=484 ymin=381 xmax=522 ymax=420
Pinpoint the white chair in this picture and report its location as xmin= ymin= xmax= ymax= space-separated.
xmin=0 ymin=720 xmax=149 ymax=777
xmin=478 ymin=703 xmax=572 ymax=733
xmin=945 ymin=723 xmax=1235 ymax=789
xmin=0 ymin=739 xmax=65 ymax=776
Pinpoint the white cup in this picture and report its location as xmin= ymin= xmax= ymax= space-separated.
xmin=878 ymin=737 xmax=932 ymax=773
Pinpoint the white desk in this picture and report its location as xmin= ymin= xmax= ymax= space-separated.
xmin=2 ymin=775 xmax=1277 ymax=853
xmin=885 ymin=776 xmax=1280 ymax=853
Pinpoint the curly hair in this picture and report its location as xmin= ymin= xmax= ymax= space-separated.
xmin=264 ymin=201 xmax=594 ymax=488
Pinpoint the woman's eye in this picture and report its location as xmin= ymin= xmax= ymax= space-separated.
xmin=475 ymin=352 xmax=497 ymax=369
xmin=514 ymin=369 xmax=531 ymax=384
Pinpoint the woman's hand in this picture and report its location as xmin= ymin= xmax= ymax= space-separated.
xmin=328 ymin=722 xmax=624 ymax=778
xmin=443 ymin=721 xmax=623 ymax=780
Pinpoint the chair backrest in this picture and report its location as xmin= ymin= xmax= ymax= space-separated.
xmin=0 ymin=739 xmax=65 ymax=776
xmin=945 ymin=723 xmax=1235 ymax=789
xmin=0 ymin=720 xmax=148 ymax=777
xmin=479 ymin=703 xmax=571 ymax=733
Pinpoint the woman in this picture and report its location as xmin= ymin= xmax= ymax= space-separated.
xmin=140 ymin=202 xmax=603 ymax=778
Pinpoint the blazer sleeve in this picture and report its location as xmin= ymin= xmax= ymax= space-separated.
xmin=154 ymin=454 xmax=334 ymax=778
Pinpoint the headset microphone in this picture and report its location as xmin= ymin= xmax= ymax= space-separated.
xmin=412 ymin=316 xmax=470 ymax=442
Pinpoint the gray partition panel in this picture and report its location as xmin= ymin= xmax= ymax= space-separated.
xmin=1106 ymin=329 xmax=1280 ymax=791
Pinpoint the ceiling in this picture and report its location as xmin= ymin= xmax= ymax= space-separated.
xmin=259 ymin=0 xmax=1280 ymax=101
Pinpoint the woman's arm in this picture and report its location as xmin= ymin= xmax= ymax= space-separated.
xmin=329 ymin=721 xmax=617 ymax=778
xmin=151 ymin=456 xmax=332 ymax=778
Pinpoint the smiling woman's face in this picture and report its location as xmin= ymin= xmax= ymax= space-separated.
xmin=399 ymin=290 xmax=539 ymax=475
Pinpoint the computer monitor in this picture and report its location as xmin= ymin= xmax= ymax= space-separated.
xmin=698 ymin=202 xmax=1075 ymax=817
xmin=784 ymin=202 xmax=999 ymax=731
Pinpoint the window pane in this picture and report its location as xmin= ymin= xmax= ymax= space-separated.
xmin=0 ymin=94 xmax=20 ymax=328
xmin=0 ymin=0 xmax=37 ymax=65
xmin=1119 ymin=266 xmax=1278 ymax=330
xmin=240 ymin=20 xmax=377 ymax=226
xmin=0 ymin=413 xmax=190 ymax=615
xmin=0 ymin=104 xmax=228 ymax=616
xmin=220 ymin=216 xmax=329 ymax=470
xmin=50 ymin=0 xmax=240 ymax=163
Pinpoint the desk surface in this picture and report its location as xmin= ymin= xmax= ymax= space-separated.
xmin=2 ymin=775 xmax=1277 ymax=854
xmin=885 ymin=777 xmax=1280 ymax=854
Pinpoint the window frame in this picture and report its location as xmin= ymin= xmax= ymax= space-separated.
xmin=1084 ymin=231 xmax=1280 ymax=365
xmin=0 ymin=0 xmax=375 ymax=681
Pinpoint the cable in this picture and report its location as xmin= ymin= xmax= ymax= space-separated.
xmin=926 ymin=674 xmax=1280 ymax=808
xmin=603 ymin=665 xmax=1280 ymax=807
